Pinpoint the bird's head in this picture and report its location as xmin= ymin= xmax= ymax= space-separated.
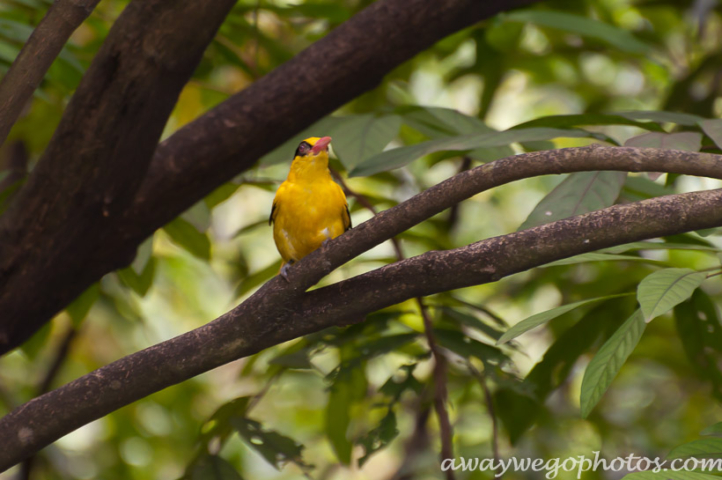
xmin=294 ymin=136 xmax=332 ymax=159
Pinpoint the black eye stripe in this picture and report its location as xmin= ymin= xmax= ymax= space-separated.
xmin=294 ymin=141 xmax=312 ymax=157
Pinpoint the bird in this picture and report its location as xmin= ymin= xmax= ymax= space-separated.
xmin=269 ymin=136 xmax=351 ymax=280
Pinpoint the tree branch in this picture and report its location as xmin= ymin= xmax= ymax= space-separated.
xmin=0 ymin=0 xmax=101 ymax=148
xmin=0 ymin=0 xmax=237 ymax=354
xmin=0 ymin=0 xmax=542 ymax=355
xmin=1 ymin=146 xmax=722 ymax=470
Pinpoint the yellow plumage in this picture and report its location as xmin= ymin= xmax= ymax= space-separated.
xmin=269 ymin=136 xmax=351 ymax=276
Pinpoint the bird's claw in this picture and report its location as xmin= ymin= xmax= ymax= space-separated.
xmin=280 ymin=263 xmax=292 ymax=282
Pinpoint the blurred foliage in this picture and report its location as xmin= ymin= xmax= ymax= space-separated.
xmin=2 ymin=0 xmax=722 ymax=479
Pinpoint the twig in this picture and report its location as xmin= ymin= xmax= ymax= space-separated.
xmin=446 ymin=157 xmax=472 ymax=230
xmin=467 ymin=361 xmax=500 ymax=476
xmin=331 ymin=169 xmax=454 ymax=477
xmin=391 ymin=405 xmax=431 ymax=480
xmin=0 ymin=0 xmax=101 ymax=148
xmin=18 ymin=324 xmax=78 ymax=480
xmin=0 ymin=140 xmax=28 ymax=194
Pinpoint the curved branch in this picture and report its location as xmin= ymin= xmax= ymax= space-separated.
xmin=1 ymin=146 xmax=722 ymax=470
xmin=0 ymin=0 xmax=542 ymax=354
xmin=0 ymin=0 xmax=101 ymax=148
xmin=0 ymin=0 xmax=237 ymax=353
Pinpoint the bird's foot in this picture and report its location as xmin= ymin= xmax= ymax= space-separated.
xmin=280 ymin=263 xmax=292 ymax=282
xmin=321 ymin=238 xmax=332 ymax=252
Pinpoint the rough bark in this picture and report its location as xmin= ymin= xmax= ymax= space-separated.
xmin=0 ymin=0 xmax=101 ymax=148
xmin=0 ymin=0 xmax=540 ymax=355
xmin=0 ymin=0 xmax=237 ymax=353
xmin=1 ymin=145 xmax=722 ymax=470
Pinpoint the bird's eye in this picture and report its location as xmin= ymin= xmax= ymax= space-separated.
xmin=295 ymin=141 xmax=311 ymax=157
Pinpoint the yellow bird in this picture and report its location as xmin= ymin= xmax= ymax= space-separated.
xmin=269 ymin=136 xmax=351 ymax=279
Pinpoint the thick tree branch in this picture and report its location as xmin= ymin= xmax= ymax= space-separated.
xmin=1 ymin=146 xmax=722 ymax=470
xmin=0 ymin=0 xmax=101 ymax=148
xmin=0 ymin=0 xmax=237 ymax=354
xmin=0 ymin=0 xmax=541 ymax=354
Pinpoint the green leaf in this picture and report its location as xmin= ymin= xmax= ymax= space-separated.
xmin=503 ymin=10 xmax=650 ymax=54
xmin=541 ymin=252 xmax=663 ymax=268
xmin=357 ymin=409 xmax=398 ymax=467
xmin=435 ymin=328 xmax=507 ymax=364
xmin=66 ymin=283 xmax=100 ymax=327
xmin=117 ymin=257 xmax=156 ymax=297
xmin=379 ymin=364 xmax=423 ymax=401
xmin=622 ymin=472 xmax=722 ymax=480
xmin=440 ymin=307 xmax=504 ymax=341
xmin=496 ymin=297 xmax=632 ymax=442
xmin=350 ymin=128 xmax=596 ymax=177
xmin=189 ymin=455 xmax=244 ymax=480
xmin=668 ymin=438 xmax=722 ymax=459
xmin=331 ymin=114 xmax=401 ymax=169
xmin=700 ymin=119 xmax=722 ymax=150
xmin=20 ymin=320 xmax=52 ymax=360
xmin=625 ymin=132 xmax=702 ymax=152
xmin=614 ymin=111 xmax=705 ymax=126
xmin=268 ymin=350 xmax=313 ymax=370
xmin=232 ymin=417 xmax=308 ymax=469
xmin=325 ymin=365 xmax=366 ymax=464
xmin=580 ymin=309 xmax=646 ymax=418
xmin=164 ymin=217 xmax=211 ymax=260
xmin=497 ymin=293 xmax=633 ymax=345
xmin=399 ymin=106 xmax=514 ymax=161
xmin=702 ymin=423 xmax=722 ymax=437
xmin=638 ymin=268 xmax=706 ymax=322
xmin=519 ymin=171 xmax=627 ymax=230
xmin=234 ymin=260 xmax=282 ymax=299
xmin=674 ymin=290 xmax=722 ymax=401
xmin=199 ymin=397 xmax=250 ymax=448
xmin=513 ymin=113 xmax=664 ymax=132
xmin=602 ymin=241 xmax=721 ymax=254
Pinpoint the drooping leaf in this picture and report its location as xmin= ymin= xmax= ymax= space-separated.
xmin=614 ymin=111 xmax=705 ymax=126
xmin=580 ymin=309 xmax=647 ymax=418
xmin=198 ymin=397 xmax=250 ymax=448
xmin=435 ymin=328 xmax=507 ymax=364
xmin=331 ymin=114 xmax=402 ymax=170
xmin=117 ymin=257 xmax=156 ymax=297
xmin=519 ymin=171 xmax=627 ymax=230
xmin=503 ymin=11 xmax=650 ymax=54
xmin=350 ymin=128 xmax=597 ymax=177
xmin=602 ymin=241 xmax=721 ymax=254
xmin=189 ymin=455 xmax=245 ymax=480
xmin=440 ymin=307 xmax=505 ymax=341
xmin=325 ymin=364 xmax=366 ymax=464
xmin=496 ymin=298 xmax=631 ymax=443
xmin=399 ymin=106 xmax=514 ymax=160
xmin=667 ymin=438 xmax=722 ymax=459
xmin=357 ymin=409 xmax=399 ymax=467
xmin=164 ymin=217 xmax=211 ymax=260
xmin=541 ymin=253 xmax=663 ymax=268
xmin=622 ymin=472 xmax=721 ymax=480
xmin=66 ymin=283 xmax=100 ymax=327
xmin=379 ymin=364 xmax=423 ymax=401
xmin=638 ymin=268 xmax=706 ymax=322
xmin=702 ymin=423 xmax=722 ymax=437
xmin=512 ymin=113 xmax=664 ymax=132
xmin=699 ymin=119 xmax=722 ymax=150
xmin=674 ymin=290 xmax=722 ymax=400
xmin=624 ymin=132 xmax=702 ymax=152
xmin=497 ymin=293 xmax=633 ymax=345
xmin=232 ymin=417 xmax=309 ymax=470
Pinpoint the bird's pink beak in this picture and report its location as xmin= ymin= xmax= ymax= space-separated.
xmin=311 ymin=136 xmax=332 ymax=155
